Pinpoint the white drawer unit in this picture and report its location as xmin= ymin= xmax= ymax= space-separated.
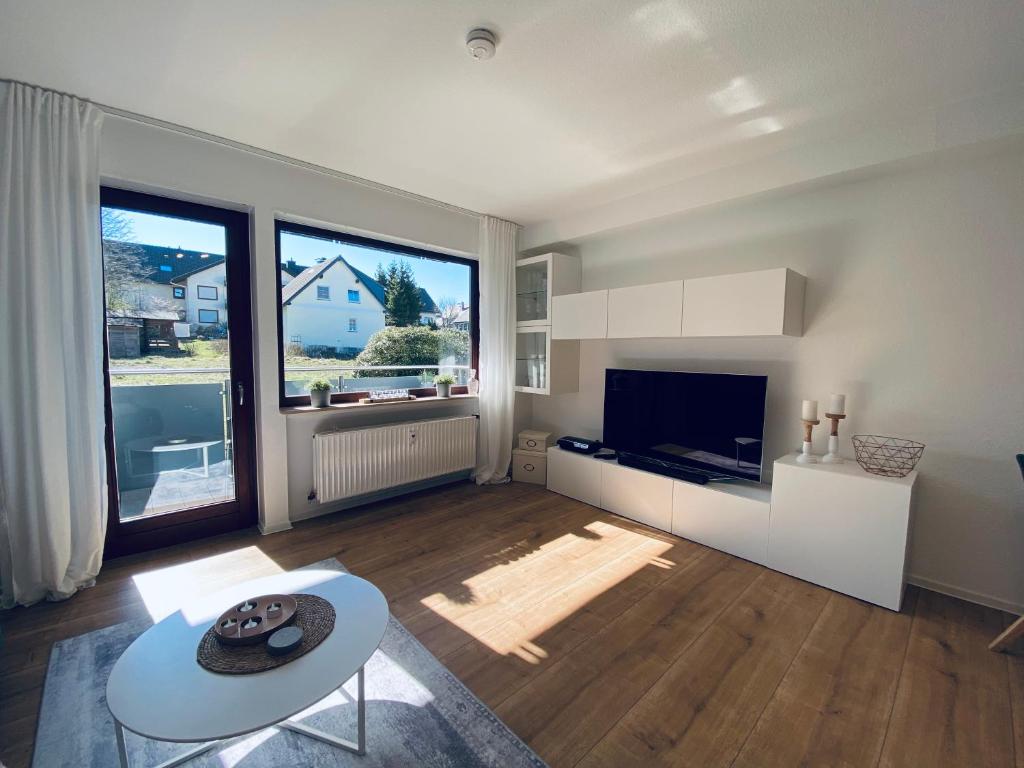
xmin=681 ymin=267 xmax=805 ymax=337
xmin=546 ymin=446 xmax=602 ymax=507
xmin=768 ymin=455 xmax=916 ymax=611
xmin=672 ymin=480 xmax=771 ymax=565
xmin=552 ymin=290 xmax=609 ymax=339
xmin=607 ymin=281 xmax=684 ymax=338
xmin=512 ymin=449 xmax=547 ymax=485
xmin=600 ymin=461 xmax=674 ymax=533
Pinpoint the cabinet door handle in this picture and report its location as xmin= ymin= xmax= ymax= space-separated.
xmin=527 ymin=439 xmax=537 ymax=448
xmin=236 ymin=382 xmax=244 ymax=406
xmin=524 ymin=463 xmax=535 ymax=472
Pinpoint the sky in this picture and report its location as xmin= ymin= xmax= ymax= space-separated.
xmin=109 ymin=209 xmax=471 ymax=306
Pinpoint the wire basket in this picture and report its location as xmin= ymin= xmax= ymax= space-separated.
xmin=851 ymin=435 xmax=925 ymax=478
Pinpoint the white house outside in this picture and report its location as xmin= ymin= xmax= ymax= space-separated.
xmin=282 ymin=256 xmax=386 ymax=353
xmin=174 ymin=261 xmax=295 ymax=328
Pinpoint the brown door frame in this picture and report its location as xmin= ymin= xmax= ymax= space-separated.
xmin=100 ymin=187 xmax=257 ymax=558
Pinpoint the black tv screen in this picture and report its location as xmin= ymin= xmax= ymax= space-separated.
xmin=603 ymin=369 xmax=768 ymax=482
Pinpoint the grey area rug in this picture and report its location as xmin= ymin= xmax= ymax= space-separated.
xmin=33 ymin=559 xmax=546 ymax=768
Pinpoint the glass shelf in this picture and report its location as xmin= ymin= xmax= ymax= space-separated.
xmin=516 ymin=259 xmax=549 ymax=324
xmin=515 ymin=330 xmax=548 ymax=391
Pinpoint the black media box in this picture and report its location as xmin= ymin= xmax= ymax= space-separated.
xmin=557 ymin=436 xmax=603 ymax=454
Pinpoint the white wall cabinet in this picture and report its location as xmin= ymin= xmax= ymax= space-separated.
xmin=547 ymin=446 xmax=603 ymax=507
xmin=552 ymin=289 xmax=608 ymax=339
xmin=768 ymin=455 xmax=915 ymax=611
xmin=514 ymin=328 xmax=579 ymax=395
xmin=682 ymin=267 xmax=805 ymax=337
xmin=516 ymin=253 xmax=582 ymax=328
xmin=607 ymin=281 xmax=685 ymax=338
xmin=550 ymin=268 xmax=806 ymax=340
xmin=515 ymin=253 xmax=582 ymax=395
xmin=672 ymin=480 xmax=771 ymax=565
xmin=601 ymin=461 xmax=674 ymax=532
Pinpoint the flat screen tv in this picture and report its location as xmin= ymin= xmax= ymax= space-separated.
xmin=603 ymin=369 xmax=768 ymax=482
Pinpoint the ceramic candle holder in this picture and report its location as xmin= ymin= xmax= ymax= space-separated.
xmin=797 ymin=419 xmax=820 ymax=464
xmin=823 ymin=412 xmax=846 ymax=464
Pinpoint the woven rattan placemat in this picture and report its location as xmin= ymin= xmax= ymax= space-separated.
xmin=197 ymin=594 xmax=335 ymax=674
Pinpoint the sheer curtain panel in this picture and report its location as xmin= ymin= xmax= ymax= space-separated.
xmin=474 ymin=216 xmax=517 ymax=484
xmin=0 ymin=81 xmax=107 ymax=608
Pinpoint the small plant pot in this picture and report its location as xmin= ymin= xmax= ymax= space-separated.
xmin=309 ymin=389 xmax=331 ymax=408
xmin=435 ymin=382 xmax=452 ymax=398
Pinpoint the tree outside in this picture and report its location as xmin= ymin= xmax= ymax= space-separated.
xmin=101 ymin=209 xmax=148 ymax=312
xmin=374 ymin=259 xmax=422 ymax=326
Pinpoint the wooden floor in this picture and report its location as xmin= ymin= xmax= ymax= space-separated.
xmin=2 ymin=481 xmax=1022 ymax=767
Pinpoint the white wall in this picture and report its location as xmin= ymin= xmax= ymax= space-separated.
xmin=529 ymin=140 xmax=1024 ymax=612
xmin=100 ymin=114 xmax=479 ymax=533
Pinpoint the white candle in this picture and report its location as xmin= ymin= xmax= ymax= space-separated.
xmin=801 ymin=399 xmax=818 ymax=421
xmin=828 ymin=393 xmax=846 ymax=415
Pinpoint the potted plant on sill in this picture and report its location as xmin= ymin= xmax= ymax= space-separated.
xmin=309 ymin=379 xmax=333 ymax=408
xmin=434 ymin=373 xmax=455 ymax=399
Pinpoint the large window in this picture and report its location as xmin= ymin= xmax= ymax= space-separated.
xmin=276 ymin=221 xmax=478 ymax=406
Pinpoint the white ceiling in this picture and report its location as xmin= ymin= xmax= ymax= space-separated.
xmin=3 ymin=0 xmax=1024 ymax=243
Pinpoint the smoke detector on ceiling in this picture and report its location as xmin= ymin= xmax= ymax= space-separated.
xmin=466 ymin=28 xmax=497 ymax=60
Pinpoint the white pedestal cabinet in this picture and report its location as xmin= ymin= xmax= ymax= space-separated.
xmin=545 ymin=447 xmax=916 ymax=611
xmin=601 ymin=461 xmax=674 ymax=532
xmin=672 ymin=479 xmax=771 ymax=566
xmin=547 ymin=445 xmax=603 ymax=507
xmin=768 ymin=455 xmax=916 ymax=611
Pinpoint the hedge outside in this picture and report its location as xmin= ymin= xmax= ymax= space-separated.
xmin=353 ymin=326 xmax=469 ymax=378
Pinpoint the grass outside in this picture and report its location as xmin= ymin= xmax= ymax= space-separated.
xmin=109 ymin=340 xmax=358 ymax=387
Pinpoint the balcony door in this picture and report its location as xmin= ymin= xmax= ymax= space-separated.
xmin=100 ymin=188 xmax=256 ymax=556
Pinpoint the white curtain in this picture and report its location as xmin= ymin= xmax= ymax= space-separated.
xmin=474 ymin=216 xmax=517 ymax=484
xmin=0 ymin=81 xmax=106 ymax=608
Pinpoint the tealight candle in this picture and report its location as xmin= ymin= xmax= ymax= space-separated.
xmin=801 ymin=399 xmax=818 ymax=421
xmin=828 ymin=393 xmax=846 ymax=415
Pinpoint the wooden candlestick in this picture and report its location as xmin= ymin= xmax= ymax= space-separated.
xmin=797 ymin=419 xmax=820 ymax=464
xmin=823 ymin=412 xmax=846 ymax=464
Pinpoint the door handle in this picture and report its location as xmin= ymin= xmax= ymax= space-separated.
xmin=236 ymin=382 xmax=244 ymax=406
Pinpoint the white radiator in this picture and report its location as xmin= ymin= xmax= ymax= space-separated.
xmin=313 ymin=416 xmax=477 ymax=504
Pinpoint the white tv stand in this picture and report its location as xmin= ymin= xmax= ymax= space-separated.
xmin=546 ymin=446 xmax=916 ymax=610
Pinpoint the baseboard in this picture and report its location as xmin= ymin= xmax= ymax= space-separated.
xmin=290 ymin=470 xmax=473 ymax=523
xmin=907 ymin=573 xmax=1023 ymax=615
xmin=258 ymin=519 xmax=293 ymax=535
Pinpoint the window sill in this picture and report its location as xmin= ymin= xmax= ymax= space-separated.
xmin=280 ymin=393 xmax=478 ymax=415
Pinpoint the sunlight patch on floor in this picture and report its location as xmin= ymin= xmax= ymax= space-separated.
xmin=419 ymin=521 xmax=675 ymax=659
xmin=131 ymin=545 xmax=284 ymax=622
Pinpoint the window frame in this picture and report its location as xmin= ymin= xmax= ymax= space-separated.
xmin=172 ymin=286 xmax=185 ymax=299
xmin=197 ymin=284 xmax=218 ymax=300
xmin=197 ymin=308 xmax=219 ymax=324
xmin=348 ymin=317 xmax=358 ymax=333
xmin=275 ymin=219 xmax=479 ymax=408
xmin=99 ymin=185 xmax=257 ymax=558
xmin=316 ymin=284 xmax=330 ymax=301
xmin=347 ymin=289 xmax=360 ymax=303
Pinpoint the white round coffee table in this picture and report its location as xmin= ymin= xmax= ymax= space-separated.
xmin=106 ymin=569 xmax=388 ymax=767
